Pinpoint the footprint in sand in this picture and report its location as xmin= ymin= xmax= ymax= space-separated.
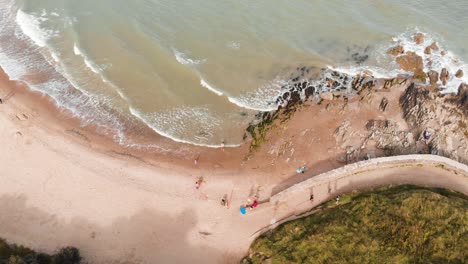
xmin=15 ymin=113 xmax=29 ymax=121
xmin=14 ymin=130 xmax=32 ymax=145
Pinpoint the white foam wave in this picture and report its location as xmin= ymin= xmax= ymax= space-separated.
xmin=328 ymin=65 xmax=405 ymax=79
xmin=200 ymin=79 xmax=224 ymax=96
xmin=0 ymin=51 xmax=29 ymax=80
xmin=227 ymin=41 xmax=241 ymax=50
xmin=1 ymin=4 xmax=134 ymax=149
xmin=70 ymin=43 xmax=129 ymax=101
xmin=51 ymin=52 xmax=60 ymax=63
xmin=227 ymin=78 xmax=286 ymax=112
xmin=72 ymin=42 xmax=103 ymax=74
xmin=227 ymin=96 xmax=278 ymax=112
xmin=83 ymin=57 xmax=102 ymax=74
xmin=15 ymin=9 xmax=58 ymax=48
xmin=129 ymin=107 xmax=240 ymax=148
xmin=392 ymin=30 xmax=467 ymax=94
xmin=73 ymin=43 xmax=83 ymax=56
xmin=173 ymin=49 xmax=205 ymax=65
xmin=323 ymin=30 xmax=467 ymax=95
xmin=200 ymin=77 xmax=281 ymax=111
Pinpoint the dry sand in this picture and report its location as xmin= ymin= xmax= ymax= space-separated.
xmin=0 ymin=67 xmax=467 ymax=263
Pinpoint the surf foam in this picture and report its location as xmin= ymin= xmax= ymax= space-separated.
xmin=15 ymin=9 xmax=58 ymax=48
xmin=73 ymin=43 xmax=83 ymax=56
xmin=129 ymin=107 xmax=241 ymax=148
xmin=392 ymin=31 xmax=467 ymax=94
xmin=200 ymin=79 xmax=224 ymax=96
xmin=226 ymin=79 xmax=286 ymax=112
xmin=173 ymin=49 xmax=205 ymax=65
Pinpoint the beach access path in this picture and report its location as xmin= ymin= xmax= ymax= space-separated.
xmin=0 ymin=80 xmax=467 ymax=263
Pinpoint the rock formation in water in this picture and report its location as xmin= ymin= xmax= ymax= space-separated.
xmin=246 ymin=33 xmax=467 ymax=164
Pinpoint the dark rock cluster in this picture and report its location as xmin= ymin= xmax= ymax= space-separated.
xmin=400 ymin=83 xmax=467 ymax=162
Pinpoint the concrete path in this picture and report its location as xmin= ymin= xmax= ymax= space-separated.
xmin=248 ymin=155 xmax=468 ymax=242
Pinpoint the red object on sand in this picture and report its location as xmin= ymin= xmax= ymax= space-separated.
xmin=252 ymin=200 xmax=258 ymax=208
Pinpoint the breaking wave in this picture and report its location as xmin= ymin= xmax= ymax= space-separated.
xmin=129 ymin=107 xmax=241 ymax=148
xmin=173 ymin=49 xmax=206 ymax=65
xmin=15 ymin=9 xmax=58 ymax=48
xmin=200 ymin=78 xmax=224 ymax=96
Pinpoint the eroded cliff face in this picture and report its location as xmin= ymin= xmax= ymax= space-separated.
xmin=400 ymin=83 xmax=467 ymax=163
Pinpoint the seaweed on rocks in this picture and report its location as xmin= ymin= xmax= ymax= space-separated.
xmin=245 ymin=110 xmax=281 ymax=153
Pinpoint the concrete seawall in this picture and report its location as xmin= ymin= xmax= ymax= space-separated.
xmin=253 ymin=155 xmax=468 ymax=238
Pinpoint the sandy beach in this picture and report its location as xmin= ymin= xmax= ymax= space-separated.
xmin=1 ymin=58 xmax=467 ymax=264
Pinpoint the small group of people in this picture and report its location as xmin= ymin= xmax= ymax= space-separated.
xmin=194 ymin=176 xmax=262 ymax=213
xmin=246 ymin=195 xmax=259 ymax=210
xmin=239 ymin=197 xmax=259 ymax=215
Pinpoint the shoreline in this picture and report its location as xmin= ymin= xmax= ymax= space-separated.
xmin=0 ymin=65 xmax=255 ymax=176
xmin=0 ymin=35 xmax=467 ymax=262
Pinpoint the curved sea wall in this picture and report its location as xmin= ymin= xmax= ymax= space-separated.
xmin=267 ymin=155 xmax=468 ymax=227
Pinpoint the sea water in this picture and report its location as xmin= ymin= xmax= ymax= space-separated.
xmin=0 ymin=0 xmax=467 ymax=148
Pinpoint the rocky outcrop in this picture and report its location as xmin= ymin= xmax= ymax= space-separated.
xmin=396 ymin=52 xmax=426 ymax=82
xmin=427 ymin=70 xmax=439 ymax=85
xmin=400 ymin=83 xmax=468 ymax=163
xmin=379 ymin=97 xmax=389 ymax=112
xmin=440 ymin=68 xmax=449 ymax=85
xmin=451 ymin=83 xmax=468 ymax=114
xmin=365 ymin=120 xmax=417 ymax=156
xmin=424 ymin=42 xmax=439 ymax=55
xmin=455 ymin=69 xmax=464 ymax=78
xmin=413 ymin=33 xmax=425 ymax=44
xmin=388 ymin=45 xmax=404 ymax=56
xmin=320 ymin=92 xmax=334 ymax=101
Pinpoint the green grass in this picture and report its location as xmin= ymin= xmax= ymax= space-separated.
xmin=244 ymin=185 xmax=468 ymax=264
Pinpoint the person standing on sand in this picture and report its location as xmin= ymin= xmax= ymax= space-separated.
xmin=195 ymin=177 xmax=204 ymax=189
xmin=221 ymin=140 xmax=226 ymax=152
xmin=221 ymin=194 xmax=230 ymax=208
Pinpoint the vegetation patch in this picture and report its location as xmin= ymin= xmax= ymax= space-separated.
xmin=245 ymin=102 xmax=303 ymax=155
xmin=0 ymin=238 xmax=81 ymax=264
xmin=243 ymin=185 xmax=467 ymax=264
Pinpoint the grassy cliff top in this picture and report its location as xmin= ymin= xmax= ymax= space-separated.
xmin=244 ymin=185 xmax=468 ymax=264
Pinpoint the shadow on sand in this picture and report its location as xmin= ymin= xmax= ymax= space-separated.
xmin=0 ymin=194 xmax=228 ymax=264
